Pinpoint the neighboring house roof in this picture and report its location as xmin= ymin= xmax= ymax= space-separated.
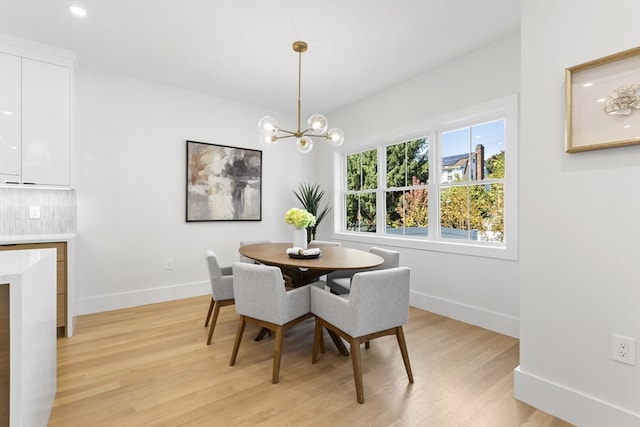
xmin=442 ymin=153 xmax=469 ymax=169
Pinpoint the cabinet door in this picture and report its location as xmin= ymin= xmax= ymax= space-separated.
xmin=21 ymin=58 xmax=70 ymax=186
xmin=0 ymin=53 xmax=22 ymax=183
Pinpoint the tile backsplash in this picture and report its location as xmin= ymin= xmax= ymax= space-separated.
xmin=0 ymin=187 xmax=76 ymax=235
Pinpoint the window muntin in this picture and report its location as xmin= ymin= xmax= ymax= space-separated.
xmin=386 ymin=184 xmax=429 ymax=238
xmin=439 ymin=119 xmax=505 ymax=243
xmin=385 ymin=138 xmax=429 ymax=237
xmin=346 ymin=193 xmax=376 ymax=232
xmin=386 ymin=138 xmax=429 ymax=187
xmin=439 ymin=183 xmax=504 ymax=242
xmin=441 ymin=120 xmax=505 ymax=183
xmin=346 ymin=149 xmax=377 ymax=232
xmin=346 ymin=149 xmax=377 ymax=191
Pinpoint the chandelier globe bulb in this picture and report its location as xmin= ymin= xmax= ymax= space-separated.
xmin=259 ymin=131 xmax=277 ymax=147
xmin=326 ymin=128 xmax=345 ymax=146
xmin=307 ymin=114 xmax=328 ymax=134
xmin=257 ymin=116 xmax=278 ymax=134
xmin=296 ymin=136 xmax=313 ymax=153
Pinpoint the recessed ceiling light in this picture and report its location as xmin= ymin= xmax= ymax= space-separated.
xmin=69 ymin=6 xmax=87 ymax=17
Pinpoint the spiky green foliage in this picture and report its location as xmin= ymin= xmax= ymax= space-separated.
xmin=293 ymin=182 xmax=332 ymax=243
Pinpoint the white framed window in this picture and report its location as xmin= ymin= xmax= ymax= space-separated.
xmin=334 ymin=94 xmax=518 ymax=260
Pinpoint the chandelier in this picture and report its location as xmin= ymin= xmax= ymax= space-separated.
xmin=257 ymin=41 xmax=344 ymax=153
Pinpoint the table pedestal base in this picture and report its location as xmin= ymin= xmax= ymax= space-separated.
xmin=254 ymin=323 xmax=349 ymax=356
xmin=326 ymin=329 xmax=349 ymax=356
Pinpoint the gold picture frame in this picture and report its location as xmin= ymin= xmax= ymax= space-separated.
xmin=565 ymin=46 xmax=640 ymax=153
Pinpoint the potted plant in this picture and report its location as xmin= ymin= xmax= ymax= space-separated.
xmin=293 ymin=182 xmax=332 ymax=243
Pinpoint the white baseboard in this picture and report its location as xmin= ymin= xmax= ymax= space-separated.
xmin=77 ymin=280 xmax=210 ymax=315
xmin=410 ymin=290 xmax=519 ymax=338
xmin=78 ymin=285 xmax=518 ymax=338
xmin=514 ymin=366 xmax=640 ymax=427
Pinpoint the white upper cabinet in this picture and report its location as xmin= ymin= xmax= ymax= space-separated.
xmin=0 ymin=53 xmax=22 ymax=183
xmin=21 ymin=58 xmax=71 ymax=186
xmin=0 ymin=44 xmax=72 ymax=187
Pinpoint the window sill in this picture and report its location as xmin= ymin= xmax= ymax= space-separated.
xmin=332 ymin=231 xmax=518 ymax=261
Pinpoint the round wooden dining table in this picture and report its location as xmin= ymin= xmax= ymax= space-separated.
xmin=238 ymin=242 xmax=384 ymax=356
xmin=238 ymin=242 xmax=384 ymax=287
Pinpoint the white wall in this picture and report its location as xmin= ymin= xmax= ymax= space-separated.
xmin=316 ymin=33 xmax=522 ymax=337
xmin=74 ymin=68 xmax=317 ymax=313
xmin=514 ymin=1 xmax=640 ymax=425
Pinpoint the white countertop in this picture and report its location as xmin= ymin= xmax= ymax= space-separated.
xmin=0 ymin=233 xmax=76 ymax=245
xmin=0 ymin=248 xmax=57 ymax=278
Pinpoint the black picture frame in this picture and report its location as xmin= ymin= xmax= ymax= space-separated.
xmin=186 ymin=140 xmax=262 ymax=222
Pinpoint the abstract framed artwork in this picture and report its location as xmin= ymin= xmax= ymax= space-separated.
xmin=565 ymin=46 xmax=640 ymax=153
xmin=186 ymin=140 xmax=262 ymax=221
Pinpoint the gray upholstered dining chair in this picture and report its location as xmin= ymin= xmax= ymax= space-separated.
xmin=229 ymin=262 xmax=319 ymax=384
xmin=240 ymin=239 xmax=293 ymax=287
xmin=310 ymin=266 xmax=414 ymax=404
xmin=204 ymin=250 xmax=235 ymax=345
xmin=308 ymin=240 xmax=341 ymax=247
xmin=326 ymin=246 xmax=400 ymax=295
xmin=239 ymin=240 xmax=271 ymax=264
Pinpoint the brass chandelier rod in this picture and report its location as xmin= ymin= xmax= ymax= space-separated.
xmin=296 ymin=42 xmax=303 ymax=136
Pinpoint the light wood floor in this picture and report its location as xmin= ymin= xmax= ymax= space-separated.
xmin=49 ymin=296 xmax=573 ymax=427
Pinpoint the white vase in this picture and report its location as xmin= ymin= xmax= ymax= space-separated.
xmin=292 ymin=227 xmax=307 ymax=249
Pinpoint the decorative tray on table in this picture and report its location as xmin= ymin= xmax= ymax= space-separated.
xmin=288 ymin=252 xmax=321 ymax=259
xmin=286 ymin=248 xmax=322 ymax=259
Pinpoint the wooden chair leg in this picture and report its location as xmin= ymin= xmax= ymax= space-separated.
xmin=204 ymin=297 xmax=214 ymax=327
xmin=395 ymin=326 xmax=414 ymax=383
xmin=272 ymin=327 xmax=284 ymax=384
xmin=206 ymin=300 xmax=222 ymax=345
xmin=254 ymin=327 xmax=270 ymax=341
xmin=365 ymin=341 xmax=370 ymax=350
xmin=229 ymin=316 xmax=246 ymax=366
xmin=350 ymin=338 xmax=365 ymax=404
xmin=312 ymin=320 xmax=323 ymax=363
xmin=319 ymin=326 xmax=325 ymax=354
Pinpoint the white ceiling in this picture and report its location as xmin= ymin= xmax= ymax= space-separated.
xmin=0 ymin=0 xmax=520 ymax=115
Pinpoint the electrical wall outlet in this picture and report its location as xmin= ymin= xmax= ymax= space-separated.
xmin=29 ymin=205 xmax=41 ymax=219
xmin=612 ymin=335 xmax=636 ymax=365
xmin=165 ymin=258 xmax=174 ymax=270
